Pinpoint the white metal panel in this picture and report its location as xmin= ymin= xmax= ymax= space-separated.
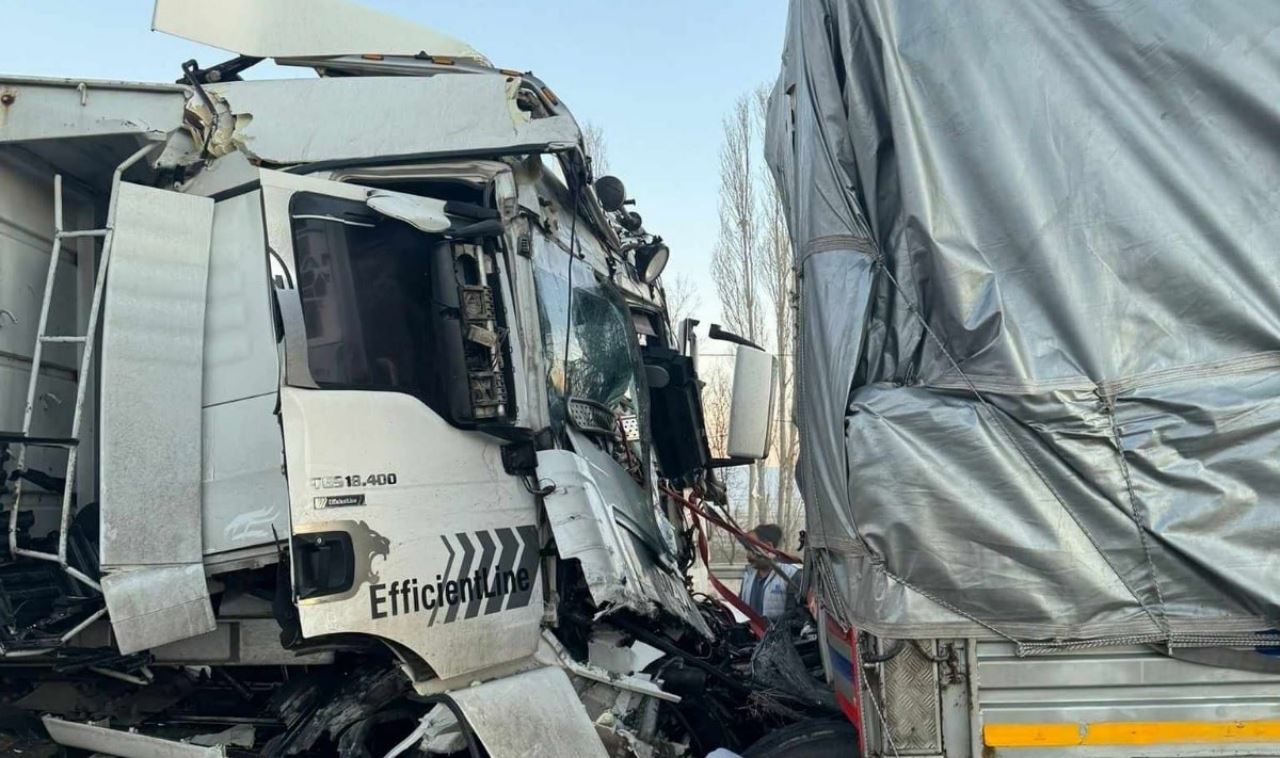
xmin=0 ymin=367 xmax=75 ymax=450
xmin=448 ymin=666 xmax=609 ymax=758
xmin=208 ymin=76 xmax=578 ymax=165
xmin=0 ymin=76 xmax=186 ymax=143
xmin=726 ymin=344 xmax=776 ymax=460
xmin=202 ymin=190 xmax=277 ymax=406
xmin=199 ymin=189 xmax=286 ymax=554
xmin=146 ymin=619 xmax=332 ymax=665
xmin=100 ymin=182 xmax=213 ymax=567
xmin=152 ymin=0 xmax=486 ymax=61
xmin=101 ymin=563 xmax=215 ymax=655
xmin=265 ymin=171 xmax=543 ymax=679
xmin=365 ymin=190 xmax=451 ymax=232
xmin=280 ymin=387 xmax=543 ymax=681
xmin=503 ymin=217 xmax=549 ymax=433
xmin=43 ymin=714 xmax=225 ymax=757
xmin=201 ymin=394 xmax=287 ymax=556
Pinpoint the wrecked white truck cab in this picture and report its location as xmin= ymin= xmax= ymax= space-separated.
xmin=0 ymin=2 xmax=797 ymax=756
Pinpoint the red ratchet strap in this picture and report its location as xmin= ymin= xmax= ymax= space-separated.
xmin=662 ymin=486 xmax=797 ymax=639
xmin=689 ymin=504 xmax=768 ymax=638
xmin=662 ymin=487 xmax=800 ymax=564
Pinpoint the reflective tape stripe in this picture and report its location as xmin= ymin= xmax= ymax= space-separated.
xmin=985 ymin=720 xmax=1280 ymax=748
xmin=825 ymin=615 xmax=853 ymax=660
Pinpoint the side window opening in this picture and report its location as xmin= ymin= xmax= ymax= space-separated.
xmin=293 ymin=193 xmax=432 ymax=393
xmin=289 ymin=191 xmax=514 ymax=427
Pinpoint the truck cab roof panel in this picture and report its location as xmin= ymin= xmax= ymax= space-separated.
xmin=152 ymin=0 xmax=487 ymax=64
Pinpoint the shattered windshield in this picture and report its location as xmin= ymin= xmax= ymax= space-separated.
xmin=534 ymin=254 xmax=640 ymax=430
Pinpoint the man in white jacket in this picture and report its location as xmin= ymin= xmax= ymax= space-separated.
xmin=738 ymin=523 xmax=799 ymax=623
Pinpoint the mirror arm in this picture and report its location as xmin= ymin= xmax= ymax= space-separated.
xmin=708 ymin=456 xmax=758 ymax=468
xmin=707 ymin=323 xmax=764 ymax=352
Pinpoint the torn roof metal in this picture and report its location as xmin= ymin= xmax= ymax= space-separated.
xmin=152 ymin=0 xmax=487 ymax=64
xmin=206 ymin=75 xmax=579 ymax=166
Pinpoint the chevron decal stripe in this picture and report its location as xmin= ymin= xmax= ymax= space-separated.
xmin=445 ymin=532 xmax=475 ymax=624
xmin=506 ymin=524 xmax=542 ymax=612
xmin=485 ymin=527 xmax=519 ymax=616
xmin=430 ymin=534 xmax=455 ymax=627
xmin=367 ymin=526 xmax=542 ymax=626
xmin=465 ymin=531 xmax=497 ymax=620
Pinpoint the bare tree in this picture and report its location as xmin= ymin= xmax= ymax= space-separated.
xmin=700 ymin=361 xmax=733 ymax=462
xmin=663 ymin=273 xmax=699 ymax=331
xmin=711 ymin=97 xmax=764 ymax=345
xmin=699 ymin=362 xmax=746 ymax=563
xmin=706 ymin=88 xmax=805 ymax=551
xmin=582 ymin=121 xmax=609 ymax=176
xmin=711 ymin=94 xmax=766 ymax=530
xmin=755 ymin=86 xmax=799 ymax=532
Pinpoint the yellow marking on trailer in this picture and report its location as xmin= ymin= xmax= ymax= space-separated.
xmin=984 ymin=723 xmax=1082 ymax=748
xmin=985 ymin=720 xmax=1280 ymax=748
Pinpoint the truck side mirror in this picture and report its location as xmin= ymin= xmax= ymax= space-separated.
xmin=594 ymin=175 xmax=627 ymax=213
xmin=726 ymin=343 xmax=776 ymax=460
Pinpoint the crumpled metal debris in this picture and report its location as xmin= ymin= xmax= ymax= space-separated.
xmin=264 ymin=664 xmax=408 ymax=755
xmin=749 ymin=615 xmax=837 ymax=713
xmin=189 ymin=723 xmax=255 ymax=748
xmin=414 ymin=704 xmax=466 ymax=755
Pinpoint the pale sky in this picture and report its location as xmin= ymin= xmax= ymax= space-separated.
xmin=0 ymin=0 xmax=791 ymax=325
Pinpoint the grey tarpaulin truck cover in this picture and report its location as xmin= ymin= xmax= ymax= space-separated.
xmin=765 ymin=0 xmax=1280 ymax=645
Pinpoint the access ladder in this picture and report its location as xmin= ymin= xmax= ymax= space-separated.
xmin=2 ymin=145 xmax=157 ymax=650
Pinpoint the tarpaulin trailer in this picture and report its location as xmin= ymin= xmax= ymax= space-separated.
xmin=0 ymin=1 xmax=813 ymax=755
xmin=767 ymin=1 xmax=1280 ymax=755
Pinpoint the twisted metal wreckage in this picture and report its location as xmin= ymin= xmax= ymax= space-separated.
xmin=0 ymin=0 xmax=840 ymax=755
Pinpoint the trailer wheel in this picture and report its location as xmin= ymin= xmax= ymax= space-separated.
xmin=741 ymin=718 xmax=860 ymax=758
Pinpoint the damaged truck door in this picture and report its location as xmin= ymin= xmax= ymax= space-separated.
xmin=261 ymin=170 xmax=541 ymax=680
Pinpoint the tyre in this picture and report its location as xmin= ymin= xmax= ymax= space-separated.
xmin=742 ymin=718 xmax=860 ymax=758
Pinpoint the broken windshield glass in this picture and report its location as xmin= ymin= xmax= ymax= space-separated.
xmin=534 ymin=254 xmax=639 ymax=432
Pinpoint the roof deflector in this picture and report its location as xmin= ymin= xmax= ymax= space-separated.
xmin=152 ymin=0 xmax=487 ymax=64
